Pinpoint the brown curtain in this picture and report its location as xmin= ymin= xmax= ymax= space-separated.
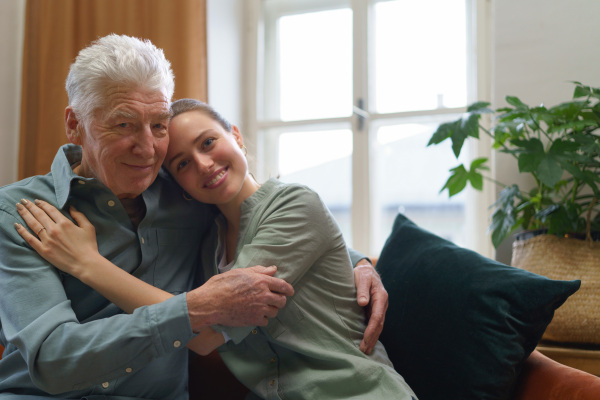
xmin=19 ymin=0 xmax=207 ymax=179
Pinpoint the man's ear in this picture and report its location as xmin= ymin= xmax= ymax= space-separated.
xmin=65 ymin=106 xmax=82 ymax=145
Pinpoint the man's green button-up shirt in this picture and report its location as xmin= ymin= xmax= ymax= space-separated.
xmin=0 ymin=145 xmax=214 ymax=399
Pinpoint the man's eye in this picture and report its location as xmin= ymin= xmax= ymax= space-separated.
xmin=118 ymin=123 xmax=129 ymax=128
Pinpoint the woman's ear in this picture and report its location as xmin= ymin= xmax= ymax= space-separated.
xmin=232 ymin=125 xmax=244 ymax=148
xmin=65 ymin=107 xmax=82 ymax=145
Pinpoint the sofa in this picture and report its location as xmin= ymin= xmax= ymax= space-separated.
xmin=2 ymin=214 xmax=600 ymax=399
xmin=187 ymin=213 xmax=600 ymax=400
xmin=0 ymin=344 xmax=598 ymax=399
xmin=188 ymin=349 xmax=600 ymax=400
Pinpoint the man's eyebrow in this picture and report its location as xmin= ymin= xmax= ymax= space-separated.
xmin=157 ymin=110 xmax=174 ymax=120
xmin=108 ymin=109 xmax=138 ymax=120
xmin=105 ymin=110 xmax=173 ymax=120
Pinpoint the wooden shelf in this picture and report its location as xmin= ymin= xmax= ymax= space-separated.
xmin=537 ymin=344 xmax=600 ymax=376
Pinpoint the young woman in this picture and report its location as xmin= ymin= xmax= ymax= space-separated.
xmin=15 ymin=99 xmax=417 ymax=399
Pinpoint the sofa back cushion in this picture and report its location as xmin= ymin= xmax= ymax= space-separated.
xmin=378 ymin=214 xmax=580 ymax=400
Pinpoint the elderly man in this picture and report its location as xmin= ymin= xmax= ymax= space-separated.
xmin=0 ymin=34 xmax=387 ymax=399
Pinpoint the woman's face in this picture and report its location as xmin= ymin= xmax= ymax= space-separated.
xmin=164 ymin=110 xmax=253 ymax=206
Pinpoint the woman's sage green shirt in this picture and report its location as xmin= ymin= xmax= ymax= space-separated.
xmin=199 ymin=179 xmax=417 ymax=400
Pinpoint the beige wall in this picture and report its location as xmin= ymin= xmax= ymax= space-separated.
xmin=0 ymin=0 xmax=25 ymax=187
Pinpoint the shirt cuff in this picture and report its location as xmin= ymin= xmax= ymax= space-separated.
xmin=221 ymin=331 xmax=231 ymax=343
xmin=144 ymin=293 xmax=195 ymax=356
xmin=211 ymin=325 xmax=254 ymax=345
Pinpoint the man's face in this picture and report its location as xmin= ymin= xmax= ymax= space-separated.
xmin=71 ymin=87 xmax=171 ymax=199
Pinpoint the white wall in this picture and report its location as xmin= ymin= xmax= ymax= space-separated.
xmin=0 ymin=0 xmax=25 ymax=187
xmin=206 ymin=0 xmax=244 ymax=127
xmin=492 ymin=0 xmax=600 ymax=263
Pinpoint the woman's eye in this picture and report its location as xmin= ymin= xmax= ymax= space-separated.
xmin=177 ymin=160 xmax=189 ymax=171
xmin=203 ymin=138 xmax=215 ymax=148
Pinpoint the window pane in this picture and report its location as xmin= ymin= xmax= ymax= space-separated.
xmin=278 ymin=9 xmax=353 ymax=121
xmin=373 ymin=0 xmax=467 ymax=113
xmin=277 ymin=129 xmax=353 ymax=245
xmin=372 ymin=122 xmax=469 ymax=254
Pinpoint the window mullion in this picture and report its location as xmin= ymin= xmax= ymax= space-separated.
xmin=351 ymin=0 xmax=371 ymax=255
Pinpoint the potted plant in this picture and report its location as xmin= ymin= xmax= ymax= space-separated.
xmin=428 ymin=81 xmax=600 ymax=345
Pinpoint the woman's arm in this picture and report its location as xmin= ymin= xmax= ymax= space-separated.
xmin=15 ymin=199 xmax=224 ymax=355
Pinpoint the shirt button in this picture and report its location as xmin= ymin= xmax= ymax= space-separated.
xmin=107 ymin=200 xmax=116 ymax=207
xmin=270 ymin=380 xmax=275 ymax=386
xmin=251 ymin=329 xmax=258 ymax=335
xmin=102 ymin=382 xmax=109 ymax=389
xmin=125 ymin=367 xmax=132 ymax=373
xmin=141 ymin=237 xmax=145 ymax=244
xmin=270 ymin=357 xmax=276 ymax=363
xmin=78 ymin=180 xmax=85 ymax=185
xmin=173 ymin=340 xmax=182 ymax=348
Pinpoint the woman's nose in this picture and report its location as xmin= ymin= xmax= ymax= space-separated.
xmin=195 ymin=153 xmax=214 ymax=171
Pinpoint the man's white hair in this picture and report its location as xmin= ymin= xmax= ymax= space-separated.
xmin=65 ymin=34 xmax=175 ymax=124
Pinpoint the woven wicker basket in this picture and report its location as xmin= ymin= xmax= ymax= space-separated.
xmin=512 ymin=234 xmax=600 ymax=345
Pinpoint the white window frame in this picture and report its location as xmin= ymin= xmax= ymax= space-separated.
xmin=242 ymin=0 xmax=494 ymax=258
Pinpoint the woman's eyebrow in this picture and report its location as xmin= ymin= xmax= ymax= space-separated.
xmin=166 ymin=131 xmax=210 ymax=168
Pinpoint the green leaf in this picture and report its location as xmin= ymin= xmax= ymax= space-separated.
xmin=573 ymin=82 xmax=600 ymax=100
xmin=441 ymin=164 xmax=469 ymax=197
xmin=535 ymin=157 xmax=563 ymax=188
xmin=469 ymin=157 xmax=489 ymax=170
xmin=573 ymin=83 xmax=589 ymax=98
xmin=517 ymin=152 xmax=544 ymax=173
xmin=511 ymin=138 xmax=545 ymax=173
xmin=536 ymin=204 xmax=580 ymax=236
xmin=449 ymin=114 xmax=480 ymax=157
xmin=489 ymin=185 xmax=521 ymax=247
xmin=548 ymin=120 xmax=599 ymax=134
xmin=466 ymin=157 xmax=488 ymax=191
xmin=468 ymin=170 xmax=483 ymax=190
xmin=467 ymin=101 xmax=492 ymax=114
xmin=505 ymin=96 xmax=528 ymax=108
xmin=548 ymin=139 xmax=583 ymax=153
xmin=428 ymin=120 xmax=456 ymax=146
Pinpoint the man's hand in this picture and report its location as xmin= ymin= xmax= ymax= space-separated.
xmin=186 ymin=266 xmax=294 ymax=331
xmin=354 ymin=260 xmax=389 ymax=355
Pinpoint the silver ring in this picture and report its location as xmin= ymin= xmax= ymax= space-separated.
xmin=37 ymin=227 xmax=46 ymax=235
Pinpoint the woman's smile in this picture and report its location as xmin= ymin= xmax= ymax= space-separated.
xmin=204 ymin=167 xmax=228 ymax=188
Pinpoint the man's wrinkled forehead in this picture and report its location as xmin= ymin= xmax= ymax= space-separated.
xmin=94 ymin=86 xmax=172 ymax=121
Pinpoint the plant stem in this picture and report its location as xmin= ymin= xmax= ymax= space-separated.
xmin=482 ymin=175 xmax=507 ymax=189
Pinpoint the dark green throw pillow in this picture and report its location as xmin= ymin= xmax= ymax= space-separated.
xmin=378 ymin=214 xmax=580 ymax=400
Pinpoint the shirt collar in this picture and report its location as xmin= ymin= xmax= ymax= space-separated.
xmin=50 ymin=144 xmax=172 ymax=211
xmin=51 ymin=144 xmax=89 ymax=209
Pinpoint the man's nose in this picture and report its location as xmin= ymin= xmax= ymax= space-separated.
xmin=132 ymin=125 xmax=156 ymax=158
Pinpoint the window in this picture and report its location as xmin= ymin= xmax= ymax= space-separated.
xmin=245 ymin=0 xmax=492 ymax=257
